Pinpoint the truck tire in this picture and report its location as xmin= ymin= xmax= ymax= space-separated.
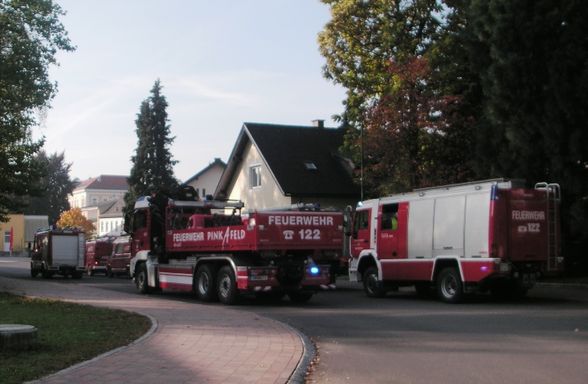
xmin=41 ymin=265 xmax=52 ymax=279
xmin=30 ymin=264 xmax=39 ymax=278
xmin=436 ymin=267 xmax=463 ymax=303
xmin=288 ymin=291 xmax=313 ymax=303
xmin=195 ymin=264 xmax=218 ymax=302
xmin=363 ymin=266 xmax=386 ymax=298
xmin=217 ymin=266 xmax=239 ymax=305
xmin=72 ymin=271 xmax=83 ymax=279
xmin=135 ymin=263 xmax=151 ymax=294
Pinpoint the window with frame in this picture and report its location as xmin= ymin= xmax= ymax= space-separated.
xmin=133 ymin=210 xmax=148 ymax=231
xmin=381 ymin=203 xmax=399 ymax=231
xmin=249 ymin=165 xmax=261 ymax=188
xmin=353 ymin=210 xmax=370 ymax=234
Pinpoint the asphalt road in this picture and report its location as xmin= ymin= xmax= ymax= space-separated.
xmin=2 ymin=257 xmax=588 ymax=384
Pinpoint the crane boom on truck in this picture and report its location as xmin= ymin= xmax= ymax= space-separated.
xmin=348 ymin=179 xmax=563 ymax=303
xmin=127 ymin=187 xmax=343 ymax=304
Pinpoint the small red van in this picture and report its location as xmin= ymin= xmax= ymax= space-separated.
xmin=85 ymin=237 xmax=114 ymax=276
xmin=107 ymin=236 xmax=131 ymax=277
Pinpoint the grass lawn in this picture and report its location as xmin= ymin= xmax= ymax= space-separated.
xmin=0 ymin=292 xmax=151 ymax=384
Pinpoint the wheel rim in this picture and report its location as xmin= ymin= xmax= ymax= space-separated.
xmin=441 ymin=274 xmax=457 ymax=298
xmin=198 ymin=273 xmax=210 ymax=295
xmin=366 ymin=273 xmax=379 ymax=295
xmin=218 ymin=275 xmax=231 ymax=298
xmin=137 ymin=271 xmax=146 ymax=289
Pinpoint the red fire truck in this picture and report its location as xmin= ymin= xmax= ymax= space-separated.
xmin=348 ymin=179 xmax=563 ymax=303
xmin=30 ymin=228 xmax=86 ymax=279
xmin=128 ymin=188 xmax=342 ymax=304
xmin=85 ymin=236 xmax=115 ymax=276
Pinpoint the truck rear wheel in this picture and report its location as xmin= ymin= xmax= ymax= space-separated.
xmin=363 ymin=266 xmax=386 ymax=298
xmin=195 ymin=264 xmax=218 ymax=302
xmin=41 ymin=265 xmax=52 ymax=279
xmin=436 ymin=267 xmax=463 ymax=303
xmin=135 ymin=263 xmax=151 ymax=294
xmin=217 ymin=266 xmax=239 ymax=305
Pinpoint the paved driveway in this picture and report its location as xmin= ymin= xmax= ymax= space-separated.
xmin=0 ymin=257 xmax=305 ymax=384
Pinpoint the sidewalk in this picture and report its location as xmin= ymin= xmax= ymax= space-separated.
xmin=0 ymin=272 xmax=307 ymax=384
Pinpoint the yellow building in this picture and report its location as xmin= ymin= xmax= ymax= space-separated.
xmin=0 ymin=214 xmax=48 ymax=256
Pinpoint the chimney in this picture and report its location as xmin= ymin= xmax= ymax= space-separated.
xmin=312 ymin=119 xmax=325 ymax=129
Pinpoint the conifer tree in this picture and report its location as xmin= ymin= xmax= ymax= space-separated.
xmin=124 ymin=80 xmax=179 ymax=220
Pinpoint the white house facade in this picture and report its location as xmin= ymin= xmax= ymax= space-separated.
xmin=184 ymin=158 xmax=226 ymax=199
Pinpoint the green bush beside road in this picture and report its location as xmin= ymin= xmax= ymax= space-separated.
xmin=0 ymin=292 xmax=151 ymax=384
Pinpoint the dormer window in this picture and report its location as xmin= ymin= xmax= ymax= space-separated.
xmin=304 ymin=162 xmax=318 ymax=171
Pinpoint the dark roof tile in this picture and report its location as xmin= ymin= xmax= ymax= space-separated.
xmin=244 ymin=123 xmax=358 ymax=197
xmin=74 ymin=175 xmax=129 ymax=192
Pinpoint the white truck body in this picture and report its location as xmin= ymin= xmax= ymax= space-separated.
xmin=30 ymin=229 xmax=86 ymax=278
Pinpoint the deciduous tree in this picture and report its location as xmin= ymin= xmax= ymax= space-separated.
xmin=318 ymin=0 xmax=442 ymax=127
xmin=0 ymin=0 xmax=74 ymax=221
xmin=56 ymin=207 xmax=95 ymax=236
xmin=25 ymin=151 xmax=76 ymax=225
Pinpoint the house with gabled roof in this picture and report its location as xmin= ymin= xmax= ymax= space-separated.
xmin=69 ymin=175 xmax=129 ymax=210
xmin=183 ymin=158 xmax=226 ymax=199
xmin=96 ymin=198 xmax=126 ymax=236
xmin=215 ymin=121 xmax=360 ymax=211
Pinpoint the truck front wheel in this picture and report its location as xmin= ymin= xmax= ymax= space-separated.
xmin=217 ymin=266 xmax=239 ymax=305
xmin=135 ymin=263 xmax=151 ymax=294
xmin=195 ymin=264 xmax=218 ymax=302
xmin=436 ymin=267 xmax=463 ymax=303
xmin=41 ymin=265 xmax=52 ymax=279
xmin=363 ymin=266 xmax=386 ymax=298
xmin=30 ymin=264 xmax=39 ymax=278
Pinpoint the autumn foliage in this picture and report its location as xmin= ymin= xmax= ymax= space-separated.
xmin=358 ymin=57 xmax=473 ymax=196
xmin=56 ymin=208 xmax=95 ymax=236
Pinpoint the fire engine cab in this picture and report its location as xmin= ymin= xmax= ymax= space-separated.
xmin=348 ymin=179 xmax=562 ymax=302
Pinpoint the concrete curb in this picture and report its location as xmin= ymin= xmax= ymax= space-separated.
xmin=283 ymin=322 xmax=316 ymax=384
xmin=25 ymin=311 xmax=158 ymax=384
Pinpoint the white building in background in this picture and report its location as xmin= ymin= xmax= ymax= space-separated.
xmin=97 ymin=198 xmax=126 ymax=236
xmin=69 ymin=175 xmax=129 ymax=237
xmin=184 ymin=158 xmax=226 ymax=199
xmin=69 ymin=175 xmax=129 ymax=209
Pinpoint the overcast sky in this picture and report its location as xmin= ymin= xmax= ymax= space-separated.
xmin=35 ymin=0 xmax=345 ymax=182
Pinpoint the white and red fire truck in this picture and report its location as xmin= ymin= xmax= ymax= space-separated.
xmin=30 ymin=228 xmax=86 ymax=279
xmin=128 ymin=188 xmax=342 ymax=304
xmin=348 ymin=179 xmax=563 ymax=303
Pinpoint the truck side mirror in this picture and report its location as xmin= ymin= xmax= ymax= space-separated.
xmin=123 ymin=213 xmax=132 ymax=235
